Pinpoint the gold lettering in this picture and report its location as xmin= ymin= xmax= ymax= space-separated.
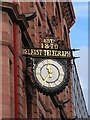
xmin=49 ymin=50 xmax=52 ymax=56
xmin=52 ymin=50 xmax=55 ymax=56
xmin=54 ymin=44 xmax=58 ymax=49
xmin=65 ymin=51 xmax=71 ymax=57
xmin=50 ymin=43 xmax=54 ymax=49
xmin=41 ymin=43 xmax=44 ymax=48
xmin=46 ymin=38 xmax=50 ymax=43
xmin=43 ymin=50 xmax=47 ymax=56
xmin=57 ymin=51 xmax=62 ymax=56
xmin=61 ymin=51 xmax=66 ymax=57
xmin=46 ymin=50 xmax=51 ymax=56
xmin=51 ymin=50 xmax=58 ymax=56
xmin=33 ymin=49 xmax=36 ymax=55
xmin=39 ymin=49 xmax=42 ymax=55
xmin=35 ymin=49 xmax=39 ymax=55
xmin=44 ymin=39 xmax=46 ymax=43
xmin=45 ymin=43 xmax=49 ymax=49
xmin=31 ymin=49 xmax=34 ymax=55
xmin=55 ymin=50 xmax=58 ymax=56
xmin=27 ymin=49 xmax=31 ymax=55
xmin=33 ymin=49 xmax=35 ymax=55
xmin=44 ymin=39 xmax=50 ymax=43
xmin=22 ymin=49 xmax=27 ymax=55
xmin=22 ymin=49 xmax=31 ymax=55
xmin=50 ymin=38 xmax=53 ymax=43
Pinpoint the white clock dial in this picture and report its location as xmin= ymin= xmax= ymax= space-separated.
xmin=35 ymin=59 xmax=65 ymax=88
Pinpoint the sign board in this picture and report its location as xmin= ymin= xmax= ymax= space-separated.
xmin=22 ymin=48 xmax=73 ymax=58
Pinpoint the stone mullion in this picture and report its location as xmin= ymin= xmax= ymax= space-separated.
xmin=32 ymin=90 xmax=39 ymax=118
xmin=17 ymin=61 xmax=24 ymax=118
xmin=42 ymin=5 xmax=47 ymax=37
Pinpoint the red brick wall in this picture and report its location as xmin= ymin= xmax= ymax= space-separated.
xmin=1 ymin=2 xmax=74 ymax=119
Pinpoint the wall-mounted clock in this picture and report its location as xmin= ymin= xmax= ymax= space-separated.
xmin=33 ymin=59 xmax=69 ymax=95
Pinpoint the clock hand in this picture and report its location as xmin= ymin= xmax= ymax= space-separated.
xmin=46 ymin=65 xmax=53 ymax=74
xmin=44 ymin=74 xmax=51 ymax=82
xmin=42 ymin=73 xmax=52 ymax=86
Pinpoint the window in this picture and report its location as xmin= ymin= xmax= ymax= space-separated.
xmin=40 ymin=1 xmax=44 ymax=7
xmin=38 ymin=18 xmax=41 ymax=27
xmin=9 ymin=19 xmax=13 ymax=47
xmin=26 ymin=94 xmax=32 ymax=118
xmin=25 ymin=75 xmax=33 ymax=118
xmin=9 ymin=59 xmax=14 ymax=117
xmin=56 ymin=2 xmax=61 ymax=20
xmin=55 ymin=7 xmax=58 ymax=17
xmin=64 ymin=26 xmax=69 ymax=48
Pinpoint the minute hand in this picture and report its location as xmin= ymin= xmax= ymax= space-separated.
xmin=42 ymin=74 xmax=52 ymax=86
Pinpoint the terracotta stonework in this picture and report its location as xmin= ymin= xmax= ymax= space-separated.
xmin=0 ymin=2 xmax=88 ymax=119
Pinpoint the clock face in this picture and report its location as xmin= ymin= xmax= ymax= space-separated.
xmin=35 ymin=59 xmax=65 ymax=89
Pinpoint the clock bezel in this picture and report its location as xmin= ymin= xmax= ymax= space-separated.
xmin=33 ymin=58 xmax=69 ymax=95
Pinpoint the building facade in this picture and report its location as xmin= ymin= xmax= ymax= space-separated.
xmin=72 ymin=60 xmax=88 ymax=118
xmin=0 ymin=1 xmax=88 ymax=119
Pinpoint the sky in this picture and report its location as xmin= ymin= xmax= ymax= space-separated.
xmin=0 ymin=0 xmax=89 ymax=115
xmin=70 ymin=2 xmax=89 ymax=113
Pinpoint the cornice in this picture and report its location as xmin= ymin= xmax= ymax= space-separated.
xmin=61 ymin=2 xmax=76 ymax=29
xmin=0 ymin=2 xmax=29 ymax=30
xmin=0 ymin=41 xmax=14 ymax=55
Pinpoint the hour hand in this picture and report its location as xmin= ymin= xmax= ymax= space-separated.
xmin=46 ymin=65 xmax=53 ymax=74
